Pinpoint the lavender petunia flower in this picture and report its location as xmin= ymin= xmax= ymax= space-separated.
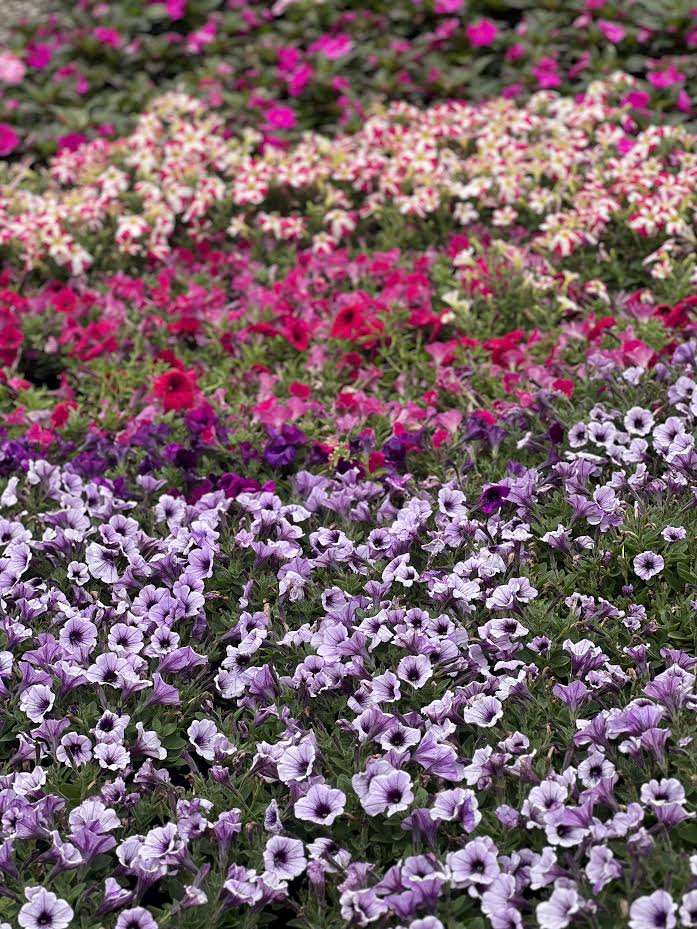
xmin=294 ymin=784 xmax=346 ymax=825
xmin=115 ymin=908 xmax=159 ymax=929
xmin=680 ymin=891 xmax=697 ymax=928
xmin=628 ymin=890 xmax=677 ymax=929
xmin=446 ymin=836 xmax=499 ymax=887
xmin=536 ymin=882 xmax=581 ymax=929
xmin=223 ymin=865 xmax=263 ymax=905
xmin=624 ymin=407 xmax=655 ymax=436
xmin=485 ymin=577 xmax=538 ymax=610
xmin=661 ymin=526 xmax=686 ymax=543
xmin=633 ymin=551 xmax=665 ymax=580
xmin=18 ymin=888 xmax=73 ymax=929
xmin=263 ymin=835 xmax=307 ymax=883
xmin=277 ymin=740 xmax=316 ymax=784
xmin=585 ymin=846 xmax=622 ymax=893
xmin=363 ymin=769 xmax=414 ymax=817
xmin=462 ymin=695 xmax=504 ymax=728
xmin=397 ymin=655 xmax=433 ymax=688
xmin=430 ymin=788 xmax=481 ymax=832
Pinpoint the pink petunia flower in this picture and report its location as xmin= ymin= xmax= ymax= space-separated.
xmin=93 ymin=27 xmax=122 ymax=47
xmin=265 ymin=105 xmax=296 ymax=130
xmin=26 ymin=43 xmax=53 ymax=69
xmin=0 ymin=51 xmax=26 ymax=84
xmin=308 ymin=33 xmax=353 ymax=60
xmin=0 ymin=123 xmax=20 ymax=157
xmin=166 ymin=0 xmax=186 ymax=18
xmin=466 ymin=18 xmax=498 ymax=47
xmin=648 ymin=63 xmax=685 ymax=89
xmin=598 ymin=20 xmax=626 ymax=43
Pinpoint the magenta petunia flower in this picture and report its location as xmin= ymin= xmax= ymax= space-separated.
xmin=0 ymin=123 xmax=20 ymax=157
xmin=598 ymin=20 xmax=626 ymax=43
xmin=465 ymin=18 xmax=498 ymax=47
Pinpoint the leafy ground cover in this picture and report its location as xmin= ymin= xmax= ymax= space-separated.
xmin=1 ymin=6 xmax=697 ymax=929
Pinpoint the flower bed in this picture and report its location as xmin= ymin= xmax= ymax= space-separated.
xmin=1 ymin=21 xmax=697 ymax=929
xmin=1 ymin=0 xmax=697 ymax=160
xmin=1 ymin=77 xmax=695 ymax=476
xmin=2 ymin=329 xmax=697 ymax=928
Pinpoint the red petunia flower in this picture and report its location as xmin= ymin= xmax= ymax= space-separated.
xmin=153 ymin=369 xmax=197 ymax=412
xmin=289 ymin=381 xmax=311 ymax=399
xmin=51 ymin=401 xmax=78 ymax=429
xmin=552 ymin=379 xmax=575 ymax=398
xmin=331 ymin=302 xmax=366 ymax=340
xmin=282 ymin=317 xmax=311 ymax=352
xmin=51 ymin=287 xmax=77 ymax=314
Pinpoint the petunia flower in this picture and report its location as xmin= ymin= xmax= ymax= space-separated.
xmin=263 ymin=835 xmax=307 ymax=883
xmin=294 ymin=784 xmax=346 ymax=825
xmin=628 ymin=890 xmax=677 ymax=929
xmin=18 ymin=888 xmax=73 ymax=929
xmin=633 ymin=551 xmax=665 ymax=580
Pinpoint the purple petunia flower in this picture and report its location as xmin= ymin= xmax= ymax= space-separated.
xmin=115 ymin=908 xmax=159 ymax=929
xmin=363 ymin=769 xmax=414 ymax=817
xmin=277 ymin=740 xmax=316 ymax=784
xmin=430 ymin=788 xmax=481 ymax=832
xmin=680 ymin=890 xmax=697 ymax=928
xmin=294 ymin=784 xmax=346 ymax=825
xmin=18 ymin=888 xmax=73 ymax=929
xmin=59 ymin=616 xmax=98 ymax=655
xmin=462 ymin=695 xmax=504 ymax=728
xmin=624 ymin=406 xmax=655 ymax=436
xmin=396 ymin=654 xmax=433 ymax=688
xmin=19 ymin=684 xmax=55 ymax=723
xmin=223 ymin=865 xmax=263 ymax=905
xmin=485 ymin=577 xmax=538 ymax=610
xmin=263 ymin=835 xmax=307 ymax=883
xmin=628 ymin=890 xmax=676 ymax=929
xmin=633 ymin=551 xmax=665 ymax=580
xmin=661 ymin=526 xmax=686 ymax=543
xmin=585 ymin=846 xmax=622 ymax=894
xmin=640 ymin=778 xmax=685 ymax=807
xmin=536 ymin=881 xmax=581 ymax=929
xmin=446 ymin=836 xmax=499 ymax=887
xmin=69 ymin=798 xmax=120 ymax=834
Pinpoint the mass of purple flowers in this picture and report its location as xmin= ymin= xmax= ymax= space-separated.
xmin=2 ymin=328 xmax=697 ymax=929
